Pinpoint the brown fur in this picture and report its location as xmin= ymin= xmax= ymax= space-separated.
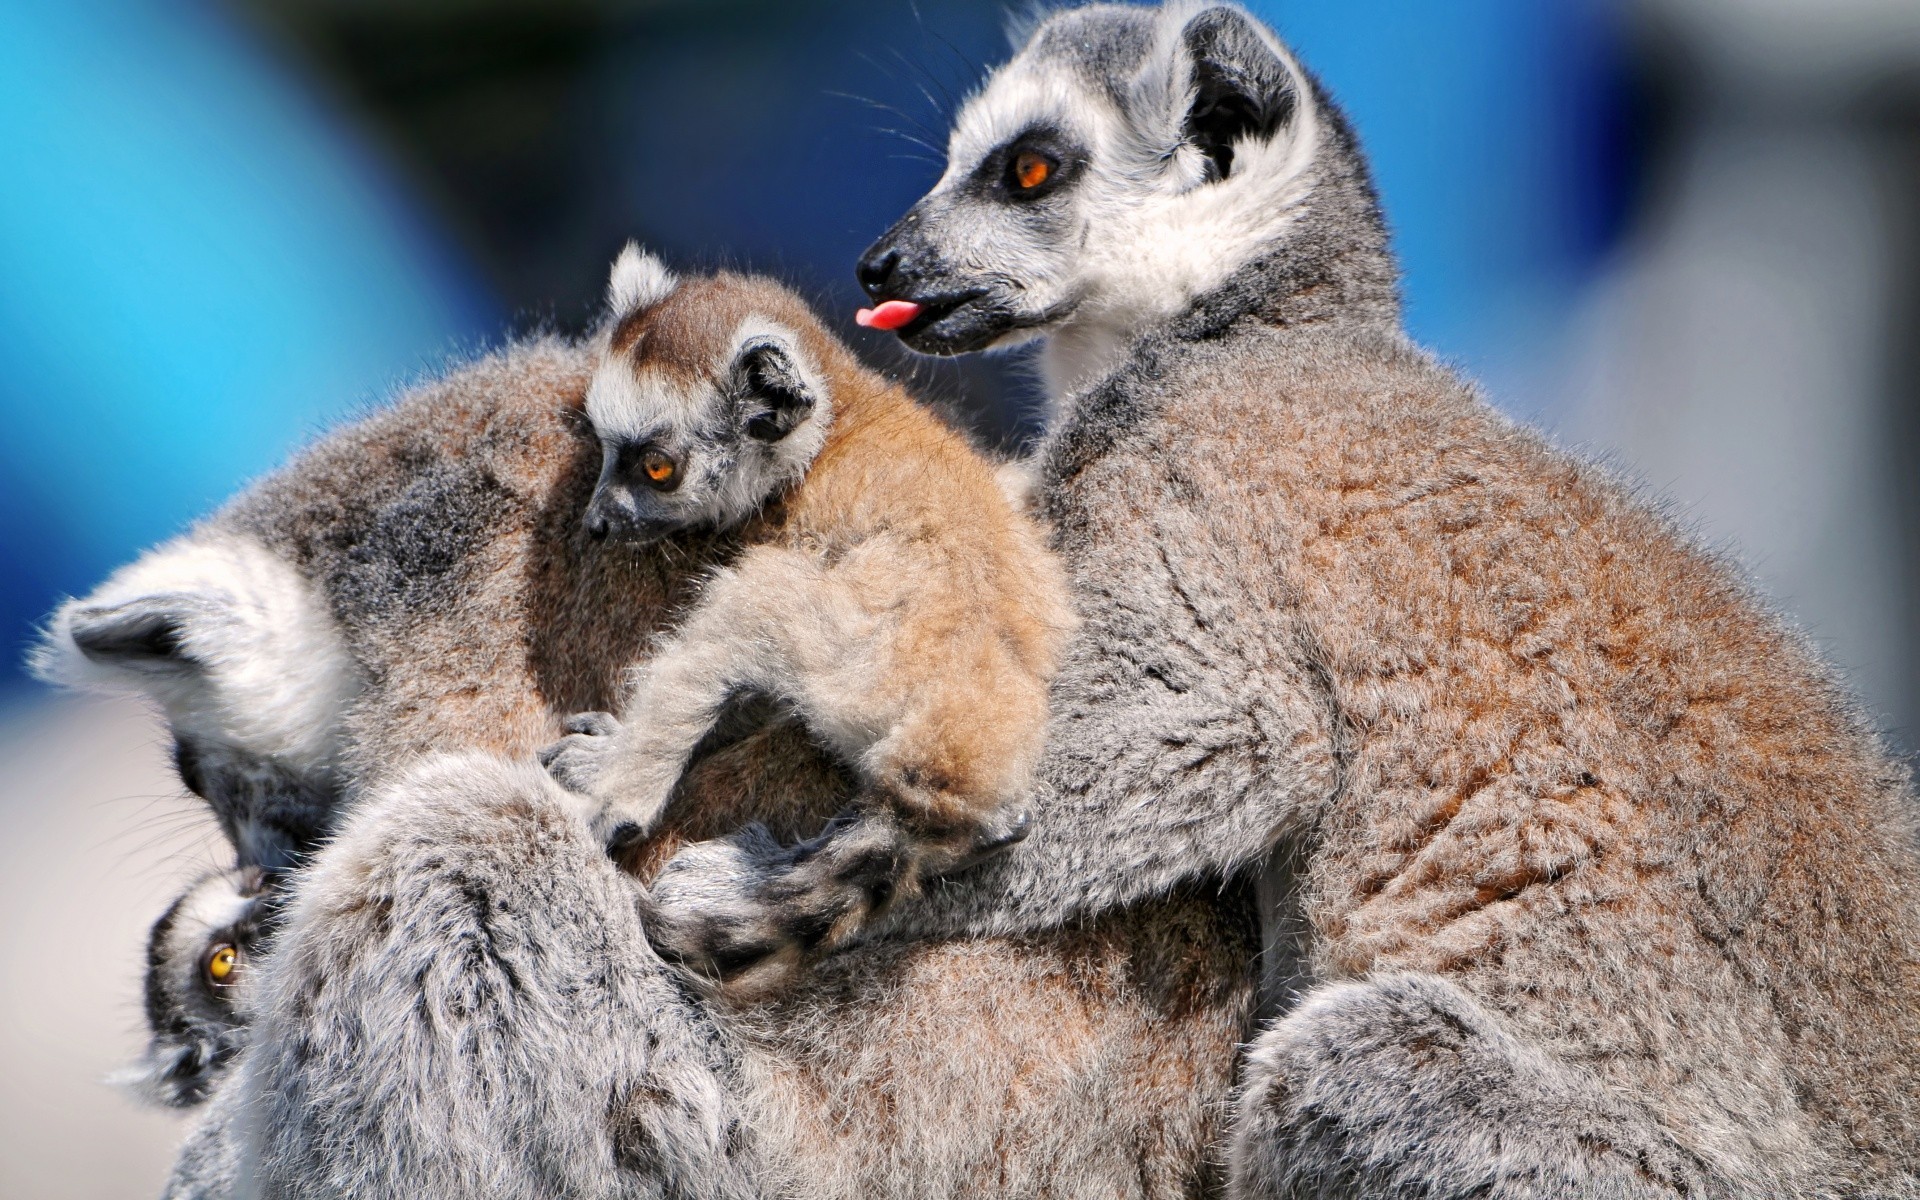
xmin=216 ymin=335 xmax=1242 ymax=1197
xmin=1038 ymin=320 xmax=1920 ymax=1188
xmin=551 ymin=273 xmax=1075 ymax=996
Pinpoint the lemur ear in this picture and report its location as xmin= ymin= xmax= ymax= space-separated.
xmin=63 ymin=596 xmax=206 ymax=676
xmin=1178 ymin=7 xmax=1297 ymax=182
xmin=606 ymin=241 xmax=678 ymax=317
xmin=731 ymin=336 xmax=818 ymax=444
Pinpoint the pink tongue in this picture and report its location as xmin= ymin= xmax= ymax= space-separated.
xmin=855 ymin=300 xmax=923 ymax=331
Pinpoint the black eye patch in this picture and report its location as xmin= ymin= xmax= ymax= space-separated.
xmin=971 ymin=126 xmax=1083 ymax=203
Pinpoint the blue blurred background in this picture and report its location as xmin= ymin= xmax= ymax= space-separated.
xmin=1 ymin=0 xmax=1645 ymax=691
xmin=3 ymin=3 xmax=1919 ymax=1193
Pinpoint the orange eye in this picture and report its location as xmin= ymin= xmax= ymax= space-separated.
xmin=205 ymin=943 xmax=238 ymax=985
xmin=1013 ymin=151 xmax=1053 ymax=190
xmin=642 ymin=451 xmax=677 ymax=485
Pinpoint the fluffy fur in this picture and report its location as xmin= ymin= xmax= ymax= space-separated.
xmin=45 ymin=334 xmax=1252 ymax=1197
xmin=852 ymin=2 xmax=1920 ymax=1194
xmin=545 ymin=266 xmax=1073 ymax=996
xmin=32 ymin=536 xmax=357 ymax=870
xmin=123 ymin=867 xmax=278 ymax=1109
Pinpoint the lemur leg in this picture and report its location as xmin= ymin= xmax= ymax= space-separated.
xmin=1228 ymin=974 xmax=1742 ymax=1200
xmin=230 ymin=753 xmax=775 ymax=1199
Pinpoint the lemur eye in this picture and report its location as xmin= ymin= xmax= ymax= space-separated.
xmin=1011 ymin=151 xmax=1054 ymax=191
xmin=641 ymin=450 xmax=679 ymax=488
xmin=205 ymin=943 xmax=238 ymax=986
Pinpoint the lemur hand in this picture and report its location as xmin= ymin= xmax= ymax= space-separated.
xmin=540 ymin=711 xmax=685 ymax=850
xmin=644 ymin=808 xmax=1031 ymax=1002
xmin=538 ymin=711 xmax=624 ymax=795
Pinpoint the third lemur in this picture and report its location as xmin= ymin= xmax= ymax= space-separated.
xmin=853 ymin=2 xmax=1920 ymax=1196
xmin=126 ymin=866 xmax=278 ymax=1109
xmin=543 ymin=252 xmax=1070 ymax=995
xmin=43 ymin=333 xmax=1252 ymax=1199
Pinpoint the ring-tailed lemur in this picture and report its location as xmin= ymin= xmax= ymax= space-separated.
xmin=542 ymin=252 xmax=1070 ymax=997
xmin=40 ymin=333 xmax=1253 ymax=1197
xmin=849 ymin=2 xmax=1920 ymax=1195
xmin=122 ymin=866 xmax=280 ymax=1109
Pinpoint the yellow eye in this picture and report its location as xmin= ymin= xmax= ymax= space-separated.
xmin=205 ymin=943 xmax=237 ymax=984
xmin=1013 ymin=151 xmax=1053 ymax=190
xmin=642 ymin=451 xmax=677 ymax=486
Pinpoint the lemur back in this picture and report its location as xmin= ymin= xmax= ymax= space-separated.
xmin=42 ymin=334 xmax=1254 ymax=1199
xmin=543 ymin=261 xmax=1074 ymax=997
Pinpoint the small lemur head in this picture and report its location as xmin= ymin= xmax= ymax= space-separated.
xmin=857 ymin=3 xmax=1343 ymax=381
xmin=123 ymin=866 xmax=280 ymax=1108
xmin=583 ymin=246 xmax=835 ymax=545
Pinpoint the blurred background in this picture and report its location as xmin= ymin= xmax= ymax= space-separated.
xmin=2 ymin=0 xmax=1916 ymax=1194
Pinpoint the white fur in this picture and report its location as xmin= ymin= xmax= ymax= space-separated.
xmin=607 ymin=241 xmax=679 ymax=316
xmin=585 ymin=314 xmax=834 ymax=534
xmin=32 ymin=533 xmax=360 ymax=774
xmin=585 ymin=356 xmax=711 ymax=442
xmin=940 ymin=1 xmax=1324 ymax=408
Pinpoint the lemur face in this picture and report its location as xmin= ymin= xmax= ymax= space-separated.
xmin=856 ymin=3 xmax=1314 ymax=361
xmin=583 ymin=249 xmax=832 ymax=546
xmin=127 ymin=866 xmax=280 ymax=1108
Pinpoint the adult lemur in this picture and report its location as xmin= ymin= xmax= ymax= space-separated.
xmin=42 ymin=338 xmax=1251 ymax=1195
xmin=36 ymin=3 xmax=1919 ymax=1198
xmin=849 ymin=2 xmax=1920 ymax=1195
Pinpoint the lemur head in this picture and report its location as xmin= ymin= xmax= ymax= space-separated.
xmin=124 ymin=866 xmax=280 ymax=1108
xmin=583 ymin=246 xmax=835 ymax=545
xmin=857 ymin=2 xmax=1387 ymax=394
xmin=32 ymin=534 xmax=355 ymax=871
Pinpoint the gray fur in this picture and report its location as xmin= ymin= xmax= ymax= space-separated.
xmin=185 ymin=742 xmax=1252 ymax=1199
xmin=1230 ymin=974 xmax=1742 ymax=1199
xmin=235 ymin=753 xmax=772 ymax=1200
xmin=90 ymin=334 xmax=1251 ymax=1198
xmin=163 ymin=1074 xmax=248 ymax=1200
xmin=860 ymin=2 xmax=1920 ymax=1195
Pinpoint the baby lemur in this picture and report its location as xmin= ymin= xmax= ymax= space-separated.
xmin=125 ymin=866 xmax=279 ymax=1108
xmin=542 ymin=248 xmax=1072 ymax=995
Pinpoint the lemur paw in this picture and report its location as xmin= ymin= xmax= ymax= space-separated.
xmin=538 ymin=711 xmax=624 ymax=795
xmin=540 ymin=713 xmax=687 ymax=851
xmin=645 ymin=819 xmax=906 ymax=1000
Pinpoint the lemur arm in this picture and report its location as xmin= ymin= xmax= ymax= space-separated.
xmin=547 ymin=548 xmax=867 ymax=843
xmin=545 ymin=543 xmax=1040 ymax=998
xmin=225 ymin=753 xmax=776 ymax=1199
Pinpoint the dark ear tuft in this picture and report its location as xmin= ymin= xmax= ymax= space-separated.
xmin=1180 ymin=7 xmax=1296 ymax=182
xmin=732 ymin=339 xmax=817 ymax=444
xmin=68 ymin=597 xmax=203 ymax=674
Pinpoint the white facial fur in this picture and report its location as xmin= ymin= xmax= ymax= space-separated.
xmin=32 ymin=533 xmax=360 ymax=775
xmin=607 ymin=241 xmax=678 ymax=315
xmin=938 ymin=2 xmax=1322 ymax=402
xmin=585 ymin=253 xmax=832 ymax=539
